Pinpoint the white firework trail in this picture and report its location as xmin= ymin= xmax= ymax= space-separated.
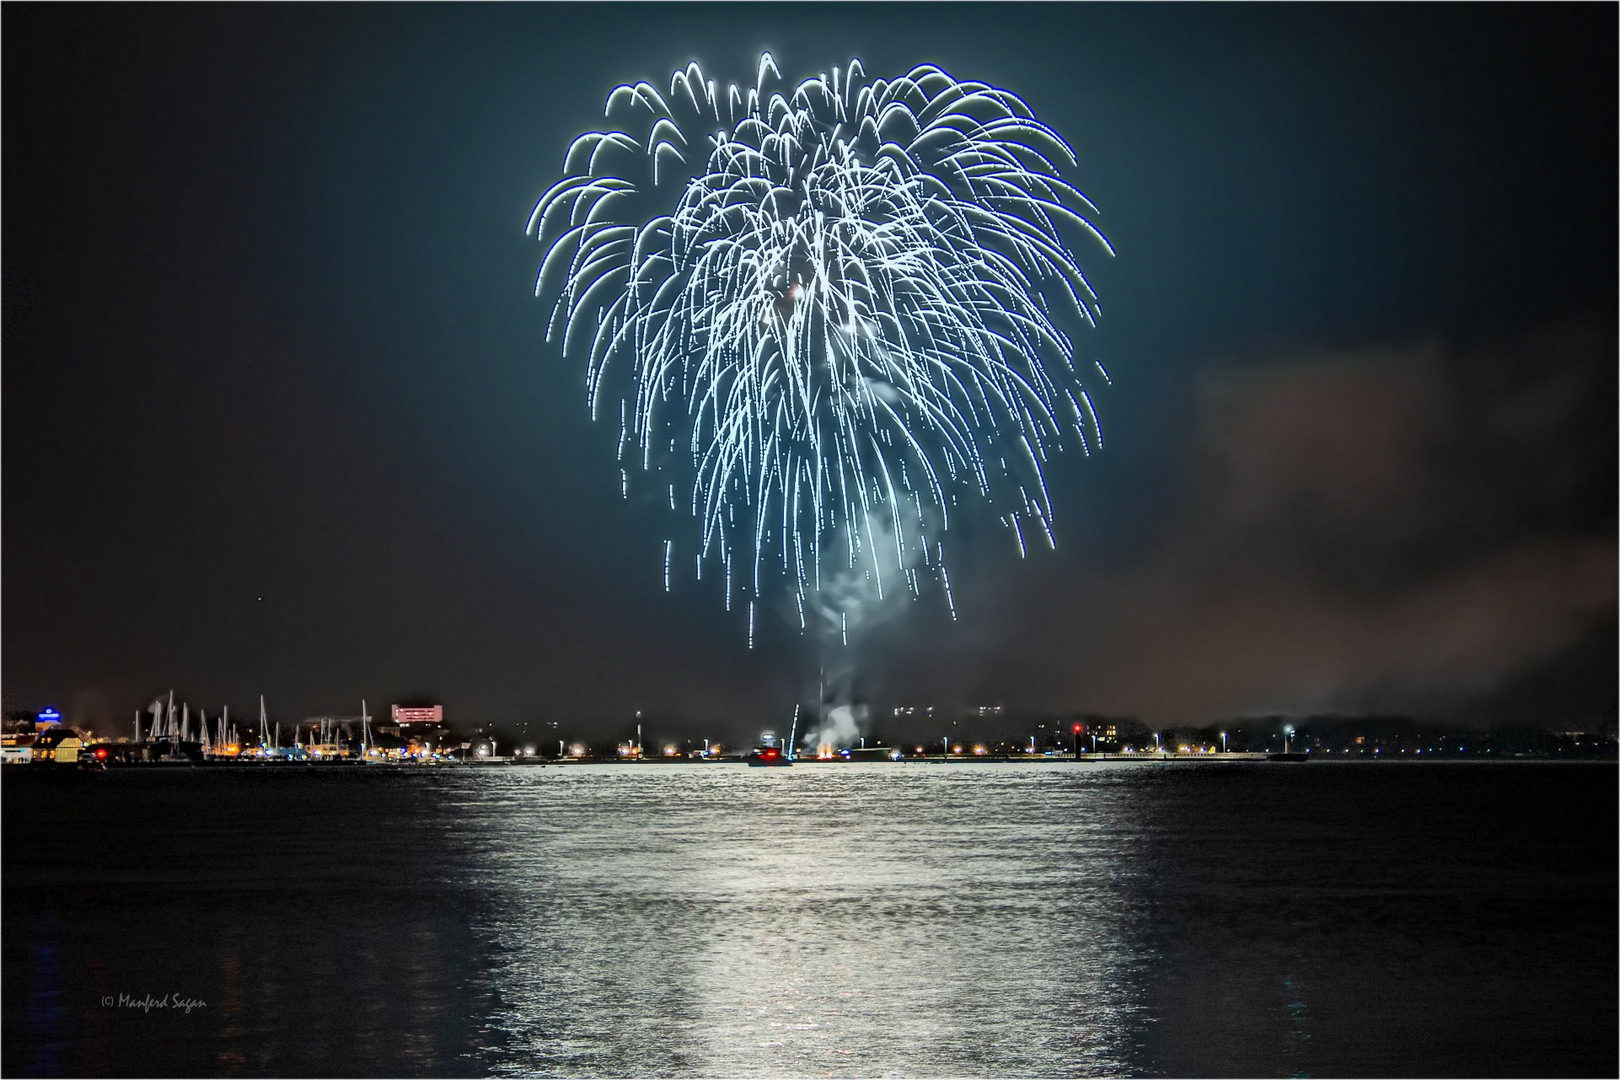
xmin=530 ymin=53 xmax=1111 ymax=638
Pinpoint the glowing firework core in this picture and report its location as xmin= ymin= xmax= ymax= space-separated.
xmin=530 ymin=54 xmax=1111 ymax=636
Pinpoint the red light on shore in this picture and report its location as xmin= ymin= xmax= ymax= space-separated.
xmin=1072 ymin=723 xmax=1084 ymax=734
xmin=95 ymin=747 xmax=108 ymax=760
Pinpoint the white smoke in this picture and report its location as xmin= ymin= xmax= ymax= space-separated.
xmin=802 ymin=703 xmax=868 ymax=753
xmin=803 ymin=498 xmax=935 ymax=644
xmin=798 ymin=507 xmax=924 ymax=753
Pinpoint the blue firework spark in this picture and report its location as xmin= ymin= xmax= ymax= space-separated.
xmin=529 ymin=53 xmax=1112 ymax=637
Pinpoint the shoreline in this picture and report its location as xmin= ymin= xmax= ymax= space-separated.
xmin=4 ymin=753 xmax=1612 ymax=775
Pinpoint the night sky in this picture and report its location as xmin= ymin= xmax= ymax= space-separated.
xmin=5 ymin=4 xmax=1615 ymax=742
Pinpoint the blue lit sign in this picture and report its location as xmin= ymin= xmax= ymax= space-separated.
xmin=37 ymin=707 xmax=62 ymax=725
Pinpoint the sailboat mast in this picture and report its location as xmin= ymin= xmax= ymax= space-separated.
xmin=818 ymin=665 xmax=826 ymax=756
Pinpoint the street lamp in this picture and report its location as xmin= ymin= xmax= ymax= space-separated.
xmin=1153 ymin=731 xmax=1162 ymax=756
xmin=1220 ymin=731 xmax=1227 ymax=754
xmin=1283 ymin=724 xmax=1295 ymax=754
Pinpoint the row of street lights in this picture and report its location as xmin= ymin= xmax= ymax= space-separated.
xmin=1061 ymin=723 xmax=1296 ymax=757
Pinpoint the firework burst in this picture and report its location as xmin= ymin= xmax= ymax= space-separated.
xmin=529 ymin=53 xmax=1112 ymax=641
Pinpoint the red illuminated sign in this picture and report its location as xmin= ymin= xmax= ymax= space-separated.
xmin=392 ymin=705 xmax=443 ymax=726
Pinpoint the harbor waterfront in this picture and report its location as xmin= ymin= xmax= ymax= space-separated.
xmin=10 ymin=698 xmax=1608 ymax=769
xmin=4 ymin=760 xmax=1614 ymax=1078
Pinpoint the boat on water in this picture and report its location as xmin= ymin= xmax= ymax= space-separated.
xmin=745 ymin=731 xmax=792 ymax=767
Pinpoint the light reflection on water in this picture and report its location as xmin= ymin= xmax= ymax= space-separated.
xmin=472 ymin=764 xmax=1146 ymax=1077
xmin=2 ymin=760 xmax=1614 ymax=1077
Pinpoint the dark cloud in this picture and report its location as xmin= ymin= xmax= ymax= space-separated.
xmin=900 ymin=325 xmax=1616 ymax=724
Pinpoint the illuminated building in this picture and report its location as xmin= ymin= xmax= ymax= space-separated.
xmin=32 ymin=728 xmax=84 ymax=764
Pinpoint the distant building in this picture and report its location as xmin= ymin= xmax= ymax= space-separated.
xmin=1 ymin=732 xmax=35 ymax=764
xmin=33 ymin=728 xmax=83 ymax=764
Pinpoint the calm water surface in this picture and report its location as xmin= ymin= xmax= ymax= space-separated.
xmin=4 ymin=761 xmax=1615 ymax=1077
